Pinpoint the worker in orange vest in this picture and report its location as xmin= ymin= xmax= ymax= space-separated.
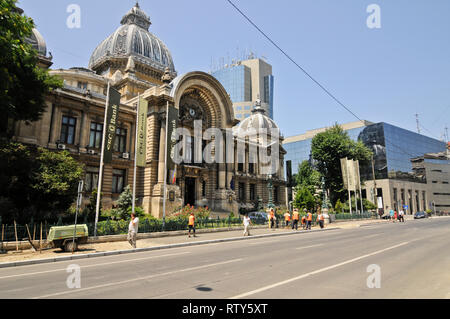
xmin=188 ymin=212 xmax=196 ymax=238
xmin=269 ymin=209 xmax=275 ymax=229
xmin=317 ymin=210 xmax=325 ymax=229
xmin=292 ymin=209 xmax=300 ymax=230
xmin=306 ymin=210 xmax=313 ymax=230
xmin=284 ymin=211 xmax=291 ymax=228
xmin=301 ymin=213 xmax=307 ymax=230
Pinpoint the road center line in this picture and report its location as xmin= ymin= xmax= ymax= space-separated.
xmin=295 ymin=244 xmax=324 ymax=250
xmin=0 ymin=251 xmax=191 ymax=280
xmin=33 ymin=258 xmax=242 ymax=299
xmin=229 ymin=242 xmax=409 ymax=299
xmin=361 ymin=233 xmax=384 ymax=239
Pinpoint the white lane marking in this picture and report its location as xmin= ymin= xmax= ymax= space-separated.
xmin=229 ymin=242 xmax=409 ymax=299
xmin=361 ymin=233 xmax=384 ymax=239
xmin=0 ymin=251 xmax=191 ymax=280
xmin=295 ymin=244 xmax=324 ymax=250
xmin=33 ymin=258 xmax=243 ymax=299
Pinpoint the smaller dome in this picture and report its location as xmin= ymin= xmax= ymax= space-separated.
xmin=25 ymin=28 xmax=47 ymax=57
xmin=235 ymin=99 xmax=279 ymax=134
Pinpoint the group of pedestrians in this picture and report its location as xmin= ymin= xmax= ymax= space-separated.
xmin=285 ymin=208 xmax=324 ymax=230
xmin=126 ymin=207 xmax=327 ymax=249
xmin=388 ymin=207 xmax=406 ymax=223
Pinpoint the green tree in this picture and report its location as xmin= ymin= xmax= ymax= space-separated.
xmin=0 ymin=142 xmax=83 ymax=222
xmin=0 ymin=142 xmax=37 ymax=221
xmin=294 ymin=160 xmax=321 ymax=194
xmin=117 ymin=185 xmax=136 ymax=220
xmin=335 ymin=199 xmax=344 ymax=213
xmin=0 ymin=0 xmax=62 ymax=136
xmin=32 ymin=148 xmax=84 ymax=215
xmin=84 ymin=188 xmax=102 ymax=222
xmin=293 ymin=186 xmax=316 ymax=211
xmin=311 ymin=124 xmax=372 ymax=206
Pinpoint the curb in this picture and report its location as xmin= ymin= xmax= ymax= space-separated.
xmin=0 ymin=227 xmax=340 ymax=269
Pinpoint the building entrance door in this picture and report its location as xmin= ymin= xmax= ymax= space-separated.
xmin=185 ymin=178 xmax=196 ymax=207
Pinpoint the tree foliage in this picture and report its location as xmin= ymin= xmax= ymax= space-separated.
xmin=0 ymin=142 xmax=84 ymax=223
xmin=311 ymin=124 xmax=372 ymax=206
xmin=293 ymin=186 xmax=316 ymax=212
xmin=0 ymin=0 xmax=62 ymax=134
xmin=294 ymin=160 xmax=321 ymax=194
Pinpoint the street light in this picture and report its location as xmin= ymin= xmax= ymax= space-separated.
xmin=267 ymin=174 xmax=275 ymax=210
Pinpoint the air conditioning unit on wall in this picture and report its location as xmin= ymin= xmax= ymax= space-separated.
xmin=122 ymin=153 xmax=130 ymax=159
xmin=88 ymin=150 xmax=96 ymax=155
xmin=57 ymin=144 xmax=66 ymax=150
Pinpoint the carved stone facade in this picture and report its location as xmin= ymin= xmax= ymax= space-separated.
xmin=13 ymin=4 xmax=287 ymax=217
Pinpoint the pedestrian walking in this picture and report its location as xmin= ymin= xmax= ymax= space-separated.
xmin=317 ymin=211 xmax=325 ymax=229
xmin=292 ymin=209 xmax=299 ymax=230
xmin=399 ymin=209 xmax=405 ymax=223
xmin=284 ymin=211 xmax=291 ymax=228
xmin=389 ymin=208 xmax=394 ymax=222
xmin=188 ymin=212 xmax=196 ymax=238
xmin=306 ymin=210 xmax=313 ymax=230
xmin=127 ymin=213 xmax=139 ymax=249
xmin=393 ymin=210 xmax=398 ymax=223
xmin=243 ymin=214 xmax=252 ymax=236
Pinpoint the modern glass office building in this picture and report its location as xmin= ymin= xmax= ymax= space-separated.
xmin=284 ymin=121 xmax=448 ymax=213
xmin=211 ymin=64 xmax=252 ymax=103
xmin=212 ymin=58 xmax=274 ymax=120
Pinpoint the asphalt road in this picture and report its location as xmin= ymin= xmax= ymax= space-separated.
xmin=0 ymin=217 xmax=449 ymax=299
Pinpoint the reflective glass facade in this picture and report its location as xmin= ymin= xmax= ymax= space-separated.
xmin=285 ymin=122 xmax=447 ymax=183
xmin=264 ymin=75 xmax=274 ymax=119
xmin=212 ymin=65 xmax=251 ymax=103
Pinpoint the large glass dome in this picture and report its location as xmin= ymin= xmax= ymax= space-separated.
xmin=88 ymin=3 xmax=175 ymax=73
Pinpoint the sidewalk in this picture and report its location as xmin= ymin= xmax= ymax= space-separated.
xmin=0 ymin=218 xmax=385 ymax=264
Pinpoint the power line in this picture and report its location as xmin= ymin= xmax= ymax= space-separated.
xmin=225 ymin=0 xmax=363 ymax=122
xmin=225 ymin=0 xmax=443 ymax=161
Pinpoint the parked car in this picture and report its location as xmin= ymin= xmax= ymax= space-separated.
xmin=248 ymin=211 xmax=268 ymax=221
xmin=414 ymin=211 xmax=428 ymax=219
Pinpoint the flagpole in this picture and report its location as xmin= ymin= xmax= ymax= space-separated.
xmin=94 ymin=81 xmax=110 ymax=237
xmin=132 ymin=94 xmax=140 ymax=215
xmin=162 ymin=101 xmax=169 ymax=231
xmin=346 ymin=158 xmax=352 ymax=215
xmin=357 ymin=160 xmax=364 ymax=214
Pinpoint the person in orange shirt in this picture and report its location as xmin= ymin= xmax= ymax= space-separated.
xmin=284 ymin=211 xmax=291 ymax=228
xmin=306 ymin=210 xmax=313 ymax=230
xmin=301 ymin=212 xmax=306 ymax=229
xmin=188 ymin=212 xmax=196 ymax=238
xmin=269 ymin=209 xmax=275 ymax=229
xmin=292 ymin=209 xmax=300 ymax=230
xmin=317 ymin=210 xmax=325 ymax=229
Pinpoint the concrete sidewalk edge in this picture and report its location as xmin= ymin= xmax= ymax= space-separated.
xmin=0 ymin=227 xmax=340 ymax=269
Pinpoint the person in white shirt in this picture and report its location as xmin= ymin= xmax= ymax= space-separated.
xmin=399 ymin=210 xmax=405 ymax=223
xmin=243 ymin=214 xmax=252 ymax=236
xmin=128 ymin=213 xmax=139 ymax=249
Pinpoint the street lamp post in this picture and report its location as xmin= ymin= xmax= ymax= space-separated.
xmin=267 ymin=174 xmax=275 ymax=210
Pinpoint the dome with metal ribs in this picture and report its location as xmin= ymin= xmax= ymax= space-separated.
xmin=235 ymin=100 xmax=279 ymax=134
xmin=88 ymin=3 xmax=175 ymax=73
xmin=25 ymin=28 xmax=47 ymax=57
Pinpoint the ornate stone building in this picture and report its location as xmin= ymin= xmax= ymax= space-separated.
xmin=13 ymin=4 xmax=286 ymax=217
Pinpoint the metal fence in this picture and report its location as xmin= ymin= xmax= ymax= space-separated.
xmin=0 ymin=216 xmax=268 ymax=242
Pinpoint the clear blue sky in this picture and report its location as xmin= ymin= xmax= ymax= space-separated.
xmin=19 ymin=0 xmax=450 ymax=140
